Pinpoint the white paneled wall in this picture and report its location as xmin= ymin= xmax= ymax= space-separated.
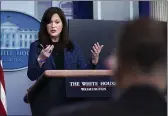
xmin=1 ymin=1 xmax=36 ymax=17
xmin=150 ymin=1 xmax=168 ymax=22
xmin=93 ymin=1 xmax=139 ymax=20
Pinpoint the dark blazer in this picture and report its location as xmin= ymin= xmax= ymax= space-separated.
xmin=27 ymin=40 xmax=97 ymax=81
xmin=48 ymin=85 xmax=167 ymax=116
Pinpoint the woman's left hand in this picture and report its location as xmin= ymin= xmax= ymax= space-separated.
xmin=91 ymin=42 xmax=104 ymax=65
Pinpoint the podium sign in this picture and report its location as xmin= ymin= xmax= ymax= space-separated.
xmin=66 ymin=77 xmax=116 ymax=97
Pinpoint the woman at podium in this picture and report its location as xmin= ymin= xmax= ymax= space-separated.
xmin=27 ymin=7 xmax=103 ymax=107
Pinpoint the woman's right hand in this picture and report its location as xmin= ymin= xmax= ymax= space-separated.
xmin=37 ymin=45 xmax=54 ymax=66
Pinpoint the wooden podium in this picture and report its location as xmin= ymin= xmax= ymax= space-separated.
xmin=23 ymin=70 xmax=112 ymax=116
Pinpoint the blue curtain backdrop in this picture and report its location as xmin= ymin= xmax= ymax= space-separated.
xmin=72 ymin=1 xmax=93 ymax=19
xmin=139 ymin=1 xmax=150 ymax=17
xmin=73 ymin=1 xmax=150 ymax=19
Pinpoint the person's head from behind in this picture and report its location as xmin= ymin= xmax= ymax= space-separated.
xmin=39 ymin=7 xmax=69 ymax=46
xmin=110 ymin=18 xmax=167 ymax=91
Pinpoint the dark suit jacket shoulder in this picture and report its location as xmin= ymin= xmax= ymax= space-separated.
xmin=48 ymin=100 xmax=115 ymax=116
xmin=48 ymin=85 xmax=167 ymax=116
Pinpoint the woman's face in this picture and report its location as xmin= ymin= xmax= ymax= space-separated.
xmin=46 ymin=13 xmax=63 ymax=39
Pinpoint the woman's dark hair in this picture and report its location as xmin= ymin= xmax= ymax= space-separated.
xmin=38 ymin=7 xmax=74 ymax=51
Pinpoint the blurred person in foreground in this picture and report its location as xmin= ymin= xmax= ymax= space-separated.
xmin=48 ymin=17 xmax=167 ymax=116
